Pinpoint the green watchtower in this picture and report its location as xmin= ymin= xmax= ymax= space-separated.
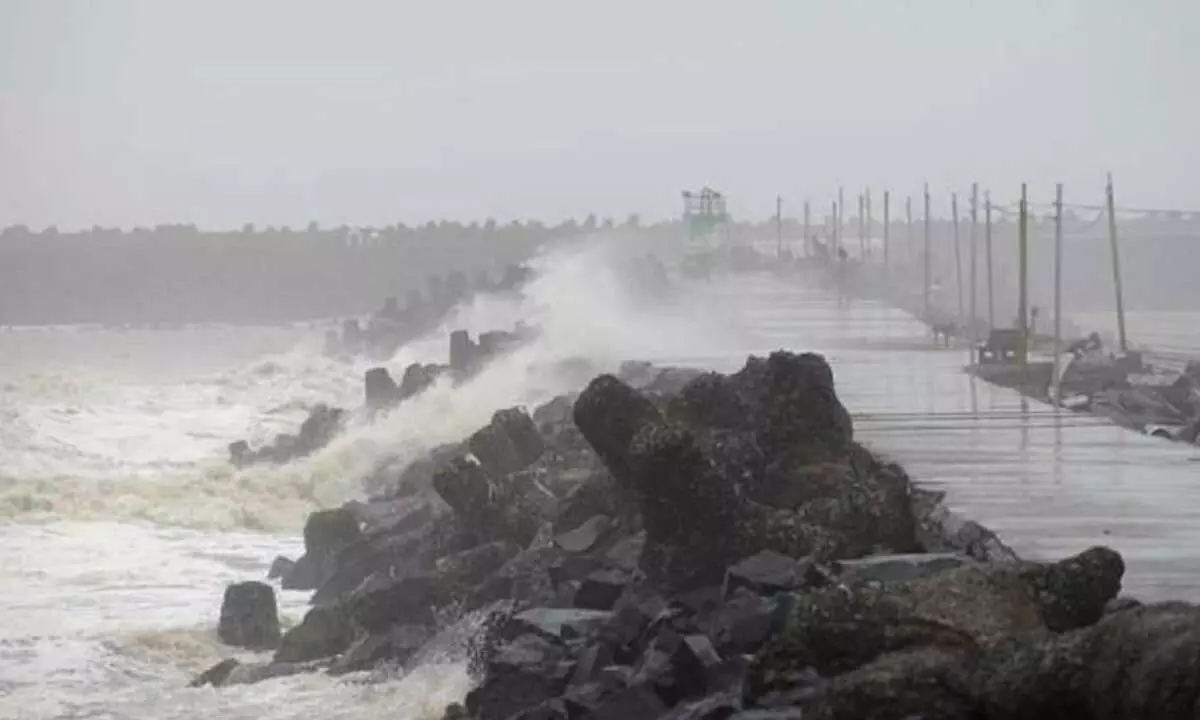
xmin=682 ymin=187 xmax=729 ymax=250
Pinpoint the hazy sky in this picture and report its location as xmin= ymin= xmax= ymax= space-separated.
xmin=1 ymin=0 xmax=1197 ymax=229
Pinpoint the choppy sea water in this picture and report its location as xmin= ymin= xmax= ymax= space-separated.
xmin=3 ymin=241 xmax=1200 ymax=719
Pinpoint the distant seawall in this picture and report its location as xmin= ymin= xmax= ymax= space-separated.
xmin=0 ymin=225 xmax=554 ymax=326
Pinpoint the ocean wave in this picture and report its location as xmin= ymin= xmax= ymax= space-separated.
xmin=0 ymin=235 xmax=743 ymax=533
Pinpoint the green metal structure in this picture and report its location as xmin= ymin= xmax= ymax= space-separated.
xmin=682 ymin=187 xmax=729 ymax=248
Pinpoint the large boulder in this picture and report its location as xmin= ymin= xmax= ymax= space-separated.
xmin=467 ymin=407 xmax=545 ymax=476
xmin=572 ymin=355 xmax=918 ymax=590
xmin=274 ymin=605 xmax=358 ymax=664
xmin=283 ymin=507 xmax=363 ymax=591
xmin=217 ymin=581 xmax=281 ymax=650
xmin=465 ymin=633 xmax=574 ymax=720
xmin=398 ymin=362 xmax=445 ymax=401
xmin=626 ymin=421 xmax=745 ymax=590
xmin=296 ymin=403 xmax=344 ymax=455
xmin=344 ymin=572 xmax=451 ymax=633
xmin=974 ymin=602 xmax=1200 ymax=718
xmin=1020 ymin=545 xmax=1125 ymax=632
xmin=364 ymin=367 xmax=399 ymax=413
xmin=431 ymin=457 xmax=549 ymax=547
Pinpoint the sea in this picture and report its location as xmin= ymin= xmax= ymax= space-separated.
xmin=4 ymin=237 xmax=1200 ymax=719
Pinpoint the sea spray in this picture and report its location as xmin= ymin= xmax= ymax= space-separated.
xmin=0 ymin=235 xmax=743 ymax=534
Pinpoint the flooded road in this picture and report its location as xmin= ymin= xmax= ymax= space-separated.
xmin=672 ymin=272 xmax=1200 ymax=602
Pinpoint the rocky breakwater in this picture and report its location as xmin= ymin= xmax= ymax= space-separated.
xmin=198 ymin=351 xmax=1199 ymax=719
xmin=228 ymin=323 xmax=540 ymax=469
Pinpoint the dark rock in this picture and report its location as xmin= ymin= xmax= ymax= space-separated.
xmin=707 ymin=589 xmax=777 ymax=656
xmin=508 ymin=699 xmax=569 ymax=720
xmin=748 ymin=583 xmax=983 ymax=697
xmin=1020 ymin=545 xmax=1124 ymax=632
xmin=575 ymin=570 xmax=631 ymax=611
xmin=436 ymin=540 xmax=521 ymax=587
xmin=465 ymin=634 xmax=573 ymax=720
xmin=468 ymin=407 xmax=545 ymax=476
xmin=663 ymin=691 xmax=742 ymax=720
xmin=973 ymin=602 xmax=1200 ymax=719
xmin=465 ymin=599 xmax=519 ymax=681
xmin=217 ymin=658 xmax=329 ymax=687
xmin=533 ymin=394 xmax=576 ymax=434
xmin=909 ymin=487 xmax=1020 ymax=563
xmin=723 ymin=551 xmax=809 ymax=598
xmin=571 ymin=641 xmax=616 ymax=686
xmin=285 ymin=507 xmax=363 ymax=591
xmin=398 ymin=362 xmax=443 ymax=400
xmin=267 ymin=555 xmax=295 ymax=581
xmin=312 ymin=502 xmax=451 ymax=609
xmin=573 ymin=356 xmax=917 ymax=592
xmin=281 ymin=552 xmax=322 ymax=591
xmin=226 ymin=404 xmax=344 ymax=468
xmin=833 ymin=553 xmax=974 ymax=585
xmin=449 ymin=330 xmax=473 ymax=374
xmin=345 ymin=573 xmax=448 ymax=633
xmin=547 ymin=555 xmax=606 ymax=590
xmin=672 ymin=633 xmax=726 ymax=700
xmin=580 ymin=683 xmax=668 ymax=720
xmin=228 ymin=440 xmax=251 ymax=467
xmin=305 ymin=507 xmax=362 ymax=558
xmin=554 ymin=515 xmax=612 ymax=554
xmin=431 ymin=456 xmax=545 ymax=546
xmin=812 ymin=646 xmax=979 ymax=720
xmin=296 ymin=404 xmax=344 ymax=455
xmin=274 ymin=605 xmax=357 ymax=663
xmin=572 ymin=374 xmax=662 ymax=485
xmin=672 ymin=586 xmax=726 ymax=625
xmin=507 ymin=608 xmax=613 ymax=643
xmin=604 ymin=532 xmax=646 ymax=573
xmin=897 ymin=564 xmax=1048 ymax=649
xmin=1105 ymin=595 xmax=1142 ymax=615
xmin=627 ymin=421 xmax=745 ymax=590
xmin=784 ymin=456 xmax=920 ymax=561
xmin=190 ymin=658 xmax=240 ymax=688
xmin=328 ymin=624 xmax=432 ymax=675
xmin=364 ymin=367 xmax=400 ymax=412
xmin=217 ymin=581 xmax=281 ymax=650
xmin=553 ymin=476 xmax=624 ymax=534
xmin=738 ymin=351 xmax=854 ymax=464
xmin=600 ymin=589 xmax=668 ymax=654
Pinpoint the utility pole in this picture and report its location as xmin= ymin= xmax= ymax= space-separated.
xmin=1053 ymin=182 xmax=1064 ymax=402
xmin=952 ymin=192 xmax=964 ymax=320
xmin=1018 ymin=183 xmax=1029 ymax=372
xmin=985 ymin=191 xmax=995 ymax=330
xmin=1106 ymin=173 xmax=1129 ymax=353
xmin=775 ymin=194 xmax=783 ymax=258
xmin=803 ymin=200 xmax=811 ymax=257
xmin=906 ymin=195 xmax=913 ymax=268
xmin=883 ymin=191 xmax=890 ymax=271
xmin=923 ymin=183 xmax=932 ymax=321
xmin=969 ymin=183 xmax=978 ymax=353
xmin=837 ymin=186 xmax=845 ymax=256
xmin=865 ymin=188 xmax=873 ymax=261
xmin=832 ymin=199 xmax=840 ymax=256
xmin=858 ymin=193 xmax=866 ymax=260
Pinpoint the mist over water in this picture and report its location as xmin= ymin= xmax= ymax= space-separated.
xmin=0 ymin=236 xmax=752 ymax=720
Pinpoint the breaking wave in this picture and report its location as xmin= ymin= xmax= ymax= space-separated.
xmin=0 ymin=235 xmax=747 ymax=533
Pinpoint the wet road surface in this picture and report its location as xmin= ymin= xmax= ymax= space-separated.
xmin=672 ymin=273 xmax=1200 ymax=602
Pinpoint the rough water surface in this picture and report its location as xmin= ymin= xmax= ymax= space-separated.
xmin=3 ymin=244 xmax=1200 ymax=718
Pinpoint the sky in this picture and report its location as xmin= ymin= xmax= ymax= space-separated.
xmin=0 ymin=0 xmax=1197 ymax=229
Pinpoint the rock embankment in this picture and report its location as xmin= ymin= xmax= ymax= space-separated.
xmin=199 ymin=350 xmax=1190 ymax=719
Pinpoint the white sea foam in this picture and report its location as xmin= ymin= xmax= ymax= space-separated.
xmin=0 ymin=235 xmax=744 ymax=533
